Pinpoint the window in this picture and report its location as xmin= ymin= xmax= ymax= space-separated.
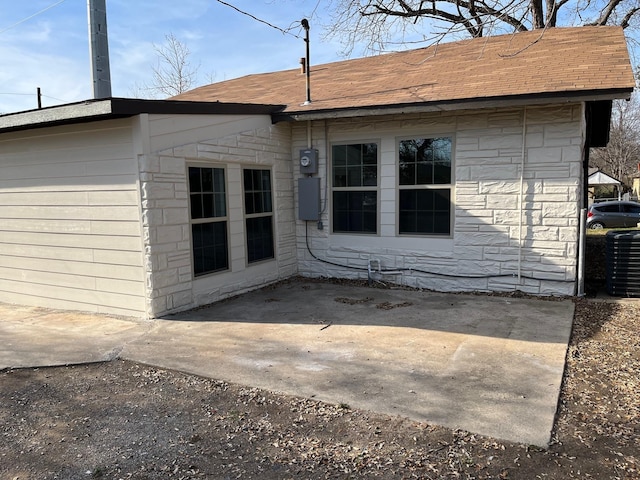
xmin=188 ymin=166 xmax=228 ymax=276
xmin=595 ymin=204 xmax=621 ymax=213
xmin=398 ymin=137 xmax=452 ymax=235
xmin=332 ymin=143 xmax=378 ymax=233
xmin=243 ymin=169 xmax=274 ymax=263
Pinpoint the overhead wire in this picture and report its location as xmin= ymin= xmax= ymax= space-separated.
xmin=0 ymin=0 xmax=66 ymax=35
xmin=215 ymin=0 xmax=302 ymax=39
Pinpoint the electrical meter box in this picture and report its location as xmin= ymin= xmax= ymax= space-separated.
xmin=298 ymin=177 xmax=321 ymax=220
xmin=299 ymin=148 xmax=318 ymax=174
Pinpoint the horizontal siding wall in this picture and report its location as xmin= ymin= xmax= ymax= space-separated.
xmin=294 ymin=104 xmax=584 ymax=296
xmin=140 ymin=115 xmax=296 ymax=317
xmin=0 ymin=119 xmax=146 ymax=317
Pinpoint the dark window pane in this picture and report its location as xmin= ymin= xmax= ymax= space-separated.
xmin=333 ymin=143 xmax=378 ymax=188
xmin=433 ymin=189 xmax=450 ymax=210
xmin=362 ymin=143 xmax=378 ymax=164
xmin=262 ymin=192 xmax=272 ymax=213
xmin=213 ymin=168 xmax=225 ymax=192
xmin=202 ymin=193 xmax=214 ymax=218
xmin=363 ymin=165 xmax=377 ymax=186
xmin=333 ymin=191 xmax=377 ymax=233
xmin=189 ymin=167 xmax=228 ymax=277
xmin=253 ymin=170 xmax=263 ymax=190
xmin=260 ymin=170 xmax=271 ymax=190
xmin=243 ymin=169 xmax=272 ymax=215
xmin=399 ymin=137 xmax=452 ymax=186
xmin=201 ymin=168 xmax=213 ymax=192
xmin=598 ymin=204 xmax=620 ymax=213
xmin=243 ymin=169 xmax=274 ymax=263
xmin=189 ymin=167 xmax=202 ymax=193
xmin=334 ymin=167 xmax=347 ymax=187
xmin=399 ymin=161 xmax=415 ymax=185
xmin=245 ymin=192 xmax=255 ymax=215
xmin=416 ymin=161 xmax=433 ymax=185
xmin=189 ymin=167 xmax=226 ymax=220
xmin=214 ymin=193 xmax=226 ymax=217
xmin=399 ymin=189 xmax=450 ymax=235
xmin=190 ymin=194 xmax=203 ymax=219
xmin=346 ymin=144 xmax=362 ymax=165
xmin=332 ymin=145 xmax=346 ymax=166
xmin=243 ymin=169 xmax=253 ymax=190
xmin=192 ymin=222 xmax=228 ymax=276
xmin=399 ymin=211 xmax=416 ymax=233
xmin=347 ymin=166 xmax=362 ymax=187
xmin=246 ymin=216 xmax=274 ymax=263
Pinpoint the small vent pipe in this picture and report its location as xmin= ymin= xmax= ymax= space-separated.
xmin=301 ymin=18 xmax=311 ymax=105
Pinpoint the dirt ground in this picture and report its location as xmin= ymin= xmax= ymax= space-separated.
xmin=1 ymin=291 xmax=638 ymax=480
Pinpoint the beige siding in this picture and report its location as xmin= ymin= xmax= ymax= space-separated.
xmin=139 ymin=116 xmax=296 ymax=317
xmin=294 ymin=105 xmax=585 ymax=296
xmin=0 ymin=119 xmax=146 ymax=317
xmin=147 ymin=114 xmax=274 ymax=153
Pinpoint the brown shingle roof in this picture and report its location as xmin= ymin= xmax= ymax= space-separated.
xmin=174 ymin=26 xmax=634 ymax=115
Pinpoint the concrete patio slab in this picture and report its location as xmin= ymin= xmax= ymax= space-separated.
xmin=0 ymin=280 xmax=574 ymax=447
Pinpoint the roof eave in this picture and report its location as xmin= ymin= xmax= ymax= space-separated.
xmin=275 ymin=88 xmax=634 ymax=122
xmin=0 ymin=98 xmax=285 ymax=133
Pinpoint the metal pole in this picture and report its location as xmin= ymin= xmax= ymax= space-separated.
xmin=37 ymin=87 xmax=42 ymax=109
xmin=301 ymin=19 xmax=311 ymax=104
xmin=87 ymin=0 xmax=112 ymax=99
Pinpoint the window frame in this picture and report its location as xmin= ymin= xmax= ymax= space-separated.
xmin=187 ymin=163 xmax=230 ymax=278
xmin=396 ymin=135 xmax=454 ymax=238
xmin=242 ymin=167 xmax=276 ymax=265
xmin=330 ymin=140 xmax=381 ymax=235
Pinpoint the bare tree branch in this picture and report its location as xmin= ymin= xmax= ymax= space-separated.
xmin=591 ymin=97 xmax=640 ymax=186
xmin=150 ymin=33 xmax=199 ymax=97
xmin=321 ymin=0 xmax=640 ymax=56
xmin=586 ymin=0 xmax=625 ymax=25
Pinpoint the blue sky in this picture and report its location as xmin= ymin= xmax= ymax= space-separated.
xmin=1 ymin=1 xmax=637 ymax=115
xmin=0 ymin=0 xmax=342 ymax=113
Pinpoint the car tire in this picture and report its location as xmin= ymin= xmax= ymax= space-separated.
xmin=589 ymin=222 xmax=605 ymax=230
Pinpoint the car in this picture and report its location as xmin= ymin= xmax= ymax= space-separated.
xmin=587 ymin=200 xmax=640 ymax=229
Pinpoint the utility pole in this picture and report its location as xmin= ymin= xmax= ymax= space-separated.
xmin=87 ymin=0 xmax=112 ymax=99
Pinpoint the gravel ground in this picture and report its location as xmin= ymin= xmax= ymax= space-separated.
xmin=1 ymin=295 xmax=639 ymax=479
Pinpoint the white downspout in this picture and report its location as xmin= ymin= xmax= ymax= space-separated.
xmin=518 ymin=107 xmax=528 ymax=284
xmin=577 ymin=208 xmax=587 ymax=296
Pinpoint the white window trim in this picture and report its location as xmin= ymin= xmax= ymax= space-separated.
xmin=395 ymin=135 xmax=455 ymax=239
xmin=187 ymin=162 xmax=231 ymax=278
xmin=241 ymin=167 xmax=276 ymax=266
xmin=329 ymin=139 xmax=381 ymax=236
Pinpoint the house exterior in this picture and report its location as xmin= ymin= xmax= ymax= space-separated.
xmin=0 ymin=26 xmax=634 ymax=319
xmin=588 ymin=169 xmax=623 ymax=202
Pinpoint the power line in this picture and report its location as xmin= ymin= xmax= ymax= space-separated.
xmin=0 ymin=92 xmax=67 ymax=102
xmin=0 ymin=0 xmax=67 ymax=35
xmin=214 ymin=0 xmax=302 ymax=39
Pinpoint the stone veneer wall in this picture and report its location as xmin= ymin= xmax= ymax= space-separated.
xmin=138 ymin=123 xmax=295 ymax=318
xmin=293 ymin=104 xmax=585 ymax=296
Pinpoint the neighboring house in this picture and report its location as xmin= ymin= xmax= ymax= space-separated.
xmin=588 ymin=169 xmax=623 ymax=202
xmin=633 ymin=166 xmax=640 ymax=199
xmin=0 ymin=26 xmax=634 ymax=319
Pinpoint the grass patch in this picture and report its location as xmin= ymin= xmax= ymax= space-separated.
xmin=586 ymin=227 xmax=640 ymax=236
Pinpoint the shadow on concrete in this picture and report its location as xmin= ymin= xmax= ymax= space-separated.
xmin=164 ymin=278 xmax=573 ymax=345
